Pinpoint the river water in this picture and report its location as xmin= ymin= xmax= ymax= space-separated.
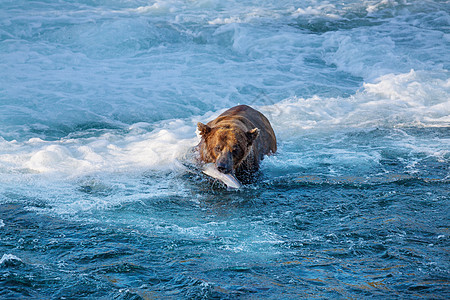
xmin=1 ymin=0 xmax=449 ymax=298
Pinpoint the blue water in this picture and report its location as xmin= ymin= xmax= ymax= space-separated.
xmin=1 ymin=0 xmax=449 ymax=298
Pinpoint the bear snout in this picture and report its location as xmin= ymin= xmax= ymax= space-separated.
xmin=216 ymin=152 xmax=233 ymax=174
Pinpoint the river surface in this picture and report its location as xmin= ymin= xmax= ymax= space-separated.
xmin=0 ymin=0 xmax=449 ymax=298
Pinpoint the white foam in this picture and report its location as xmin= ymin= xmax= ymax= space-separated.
xmin=0 ymin=119 xmax=199 ymax=178
xmin=294 ymin=4 xmax=341 ymax=19
xmin=132 ymin=2 xmax=176 ymax=14
xmin=209 ymin=16 xmax=243 ymax=25
xmin=260 ymin=70 xmax=450 ymax=139
xmin=0 ymin=253 xmax=22 ymax=265
xmin=365 ymin=0 xmax=401 ymax=14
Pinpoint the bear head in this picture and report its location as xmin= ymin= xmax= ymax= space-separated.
xmin=197 ymin=122 xmax=259 ymax=174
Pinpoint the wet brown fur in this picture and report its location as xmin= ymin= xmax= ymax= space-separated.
xmin=197 ymin=105 xmax=277 ymax=181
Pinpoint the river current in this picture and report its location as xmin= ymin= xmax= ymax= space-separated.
xmin=0 ymin=0 xmax=449 ymax=298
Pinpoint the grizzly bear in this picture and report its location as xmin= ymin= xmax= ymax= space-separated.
xmin=197 ymin=105 xmax=277 ymax=182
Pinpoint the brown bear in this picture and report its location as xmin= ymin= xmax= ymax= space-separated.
xmin=197 ymin=105 xmax=277 ymax=182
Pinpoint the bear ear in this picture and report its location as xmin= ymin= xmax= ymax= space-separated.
xmin=246 ymin=128 xmax=259 ymax=145
xmin=197 ymin=122 xmax=211 ymax=137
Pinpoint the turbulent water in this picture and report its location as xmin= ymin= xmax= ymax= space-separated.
xmin=1 ymin=0 xmax=449 ymax=298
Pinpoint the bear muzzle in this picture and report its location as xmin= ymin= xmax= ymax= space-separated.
xmin=216 ymin=151 xmax=233 ymax=174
